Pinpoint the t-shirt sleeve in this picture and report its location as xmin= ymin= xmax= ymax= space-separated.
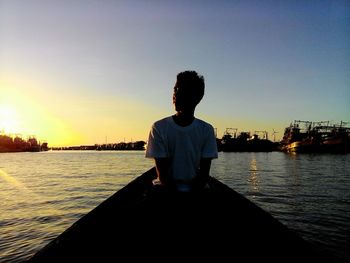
xmin=145 ymin=123 xmax=168 ymax=158
xmin=201 ymin=125 xmax=218 ymax=159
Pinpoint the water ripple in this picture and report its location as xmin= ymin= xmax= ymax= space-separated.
xmin=0 ymin=151 xmax=349 ymax=263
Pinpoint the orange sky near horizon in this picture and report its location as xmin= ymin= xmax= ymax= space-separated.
xmin=0 ymin=80 xmax=76 ymax=146
xmin=0 ymin=74 xmax=286 ymax=147
xmin=0 ymin=76 xmax=169 ymax=147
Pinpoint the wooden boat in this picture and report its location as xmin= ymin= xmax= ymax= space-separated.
xmin=27 ymin=167 xmax=333 ymax=262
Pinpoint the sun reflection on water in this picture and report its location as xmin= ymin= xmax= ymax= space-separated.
xmin=248 ymin=154 xmax=259 ymax=194
xmin=0 ymin=169 xmax=64 ymax=217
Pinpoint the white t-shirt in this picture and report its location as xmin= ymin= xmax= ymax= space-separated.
xmin=145 ymin=116 xmax=218 ymax=188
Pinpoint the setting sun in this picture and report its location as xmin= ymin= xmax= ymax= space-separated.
xmin=0 ymin=105 xmax=19 ymax=134
xmin=0 ymin=82 xmax=82 ymax=147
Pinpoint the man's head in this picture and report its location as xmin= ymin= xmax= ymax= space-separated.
xmin=173 ymin=71 xmax=205 ymax=113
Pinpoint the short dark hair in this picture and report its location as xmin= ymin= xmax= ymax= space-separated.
xmin=175 ymin=71 xmax=205 ymax=105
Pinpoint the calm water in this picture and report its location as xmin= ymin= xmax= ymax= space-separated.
xmin=0 ymin=151 xmax=349 ymax=262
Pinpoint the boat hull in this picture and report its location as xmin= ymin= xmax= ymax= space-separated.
xmin=26 ymin=168 xmax=332 ymax=262
xmin=281 ymin=140 xmax=350 ymax=153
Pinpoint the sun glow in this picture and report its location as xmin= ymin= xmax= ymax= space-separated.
xmin=0 ymin=105 xmax=19 ymax=134
xmin=0 ymin=78 xmax=82 ymax=146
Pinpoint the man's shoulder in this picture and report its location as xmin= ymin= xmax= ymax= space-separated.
xmin=152 ymin=116 xmax=172 ymax=127
xmin=195 ymin=118 xmax=214 ymax=129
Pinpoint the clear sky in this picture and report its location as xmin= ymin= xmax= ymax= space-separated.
xmin=0 ymin=0 xmax=349 ymax=146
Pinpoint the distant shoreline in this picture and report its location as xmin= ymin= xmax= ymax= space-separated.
xmin=0 ymin=133 xmax=48 ymax=153
xmin=50 ymin=141 xmax=146 ymax=151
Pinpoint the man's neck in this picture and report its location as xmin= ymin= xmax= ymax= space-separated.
xmin=173 ymin=112 xmax=195 ymax=127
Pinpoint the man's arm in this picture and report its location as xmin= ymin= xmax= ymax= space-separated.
xmin=194 ymin=158 xmax=212 ymax=189
xmin=154 ymin=158 xmax=172 ymax=186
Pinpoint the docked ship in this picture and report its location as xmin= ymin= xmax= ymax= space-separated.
xmin=219 ymin=128 xmax=278 ymax=152
xmin=279 ymin=120 xmax=350 ymax=153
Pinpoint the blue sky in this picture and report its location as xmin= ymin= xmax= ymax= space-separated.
xmin=0 ymin=0 xmax=349 ymax=145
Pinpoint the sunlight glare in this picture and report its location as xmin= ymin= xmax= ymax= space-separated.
xmin=0 ymin=79 xmax=82 ymax=146
xmin=0 ymin=105 xmax=19 ymax=133
xmin=0 ymin=169 xmax=63 ymax=215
